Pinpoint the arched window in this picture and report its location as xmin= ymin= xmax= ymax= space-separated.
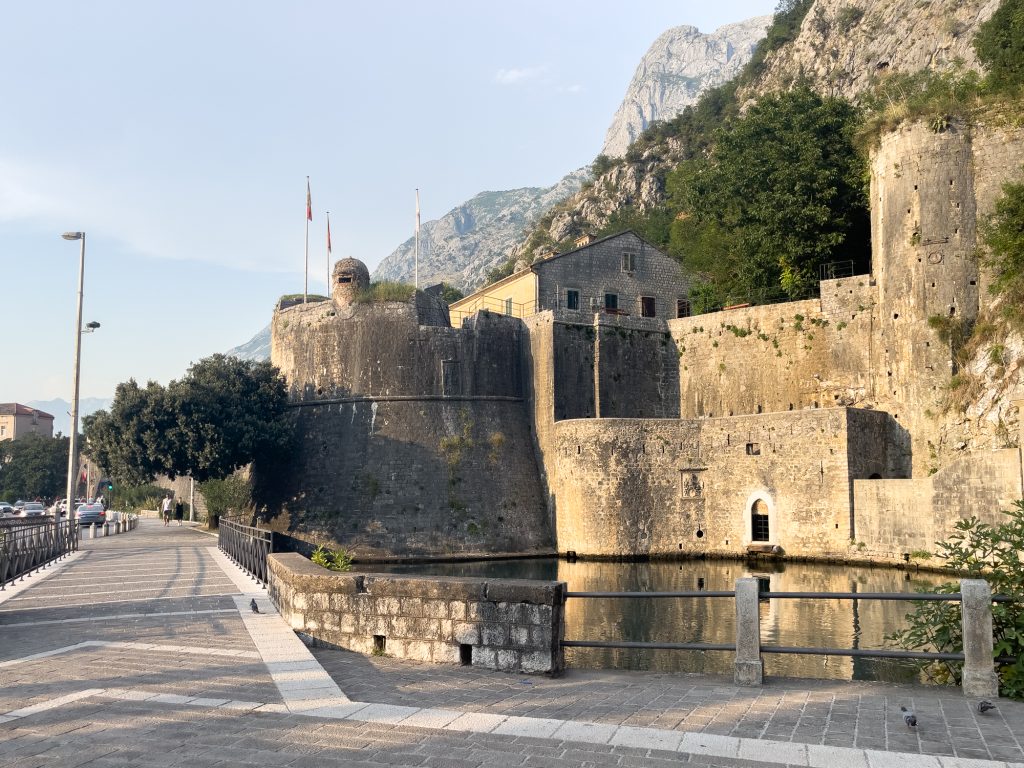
xmin=751 ymin=499 xmax=770 ymax=542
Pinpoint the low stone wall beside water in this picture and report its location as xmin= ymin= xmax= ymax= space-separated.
xmin=267 ymin=553 xmax=566 ymax=674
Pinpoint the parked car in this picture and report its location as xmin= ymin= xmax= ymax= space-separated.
xmin=18 ymin=502 xmax=48 ymax=518
xmin=75 ymin=503 xmax=106 ymax=526
xmin=50 ymin=498 xmax=71 ymax=517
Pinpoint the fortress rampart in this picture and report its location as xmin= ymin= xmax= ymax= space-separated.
xmin=269 ymin=119 xmax=1023 ymax=563
xmin=268 ymin=289 xmax=551 ymax=558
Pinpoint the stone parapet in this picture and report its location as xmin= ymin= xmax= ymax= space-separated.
xmin=267 ymin=553 xmax=566 ymax=674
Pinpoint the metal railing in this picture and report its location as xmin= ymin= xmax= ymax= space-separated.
xmin=450 ymin=295 xmax=538 ymax=327
xmin=0 ymin=519 xmax=78 ymax=589
xmin=218 ymin=518 xmax=274 ymax=586
xmin=563 ymin=580 xmax=1011 ymax=692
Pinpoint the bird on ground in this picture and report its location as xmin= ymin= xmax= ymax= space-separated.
xmin=979 ymin=700 xmax=997 ymax=714
xmin=250 ymin=598 xmax=260 ymax=614
xmin=900 ymin=706 xmax=917 ymax=728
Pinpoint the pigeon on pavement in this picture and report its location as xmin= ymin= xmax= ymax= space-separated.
xmin=979 ymin=700 xmax=997 ymax=714
xmin=901 ymin=706 xmax=917 ymax=728
xmin=250 ymin=598 xmax=260 ymax=614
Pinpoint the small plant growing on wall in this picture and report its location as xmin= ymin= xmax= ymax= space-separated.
xmin=487 ymin=431 xmax=506 ymax=464
xmin=311 ymin=545 xmax=353 ymax=572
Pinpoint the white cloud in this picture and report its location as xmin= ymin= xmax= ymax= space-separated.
xmin=558 ymin=84 xmax=583 ymax=94
xmin=494 ymin=65 xmax=547 ymax=85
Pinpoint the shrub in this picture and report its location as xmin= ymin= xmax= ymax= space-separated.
xmin=974 ymin=0 xmax=1024 ymax=93
xmin=980 ymin=177 xmax=1024 ymax=328
xmin=354 ymin=281 xmax=416 ymax=303
xmin=199 ymin=474 xmax=251 ymax=521
xmin=890 ymin=500 xmax=1024 ymax=698
xmin=311 ymin=545 xmax=353 ymax=572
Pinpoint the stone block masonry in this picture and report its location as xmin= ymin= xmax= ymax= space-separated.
xmin=268 ymin=553 xmax=566 ymax=674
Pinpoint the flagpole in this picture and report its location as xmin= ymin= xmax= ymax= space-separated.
xmin=415 ymin=188 xmax=420 ymax=290
xmin=304 ymin=176 xmax=311 ymax=304
xmin=326 ymin=211 xmax=331 ymax=294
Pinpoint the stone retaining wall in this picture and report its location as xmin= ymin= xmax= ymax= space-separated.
xmin=267 ymin=553 xmax=566 ymax=674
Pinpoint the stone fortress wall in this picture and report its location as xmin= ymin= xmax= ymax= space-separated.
xmin=271 ymin=119 xmax=1024 ymax=563
xmin=527 ymin=119 xmax=1024 ymax=560
xmin=266 ymin=263 xmax=552 ymax=558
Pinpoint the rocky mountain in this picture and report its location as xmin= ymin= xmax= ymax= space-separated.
xmin=522 ymin=0 xmax=1002 ymax=254
xmin=226 ymin=326 xmax=271 ymax=363
xmin=373 ymin=13 xmax=775 ymax=294
xmin=372 ymin=170 xmax=587 ymax=293
xmin=745 ymin=0 xmax=999 ymax=101
xmin=601 ymin=17 xmax=772 ymax=158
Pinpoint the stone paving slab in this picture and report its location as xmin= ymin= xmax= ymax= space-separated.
xmin=310 ymin=647 xmax=1024 ymax=762
xmin=1 ymin=520 xmax=1022 ymax=768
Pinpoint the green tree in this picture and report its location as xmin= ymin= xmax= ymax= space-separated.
xmin=0 ymin=434 xmax=69 ymax=500
xmin=974 ymin=0 xmax=1024 ymax=92
xmin=890 ymin=501 xmax=1024 ymax=699
xmin=84 ymin=354 xmax=295 ymax=485
xmin=84 ymin=380 xmax=174 ymax=486
xmin=438 ymin=282 xmax=465 ymax=304
xmin=666 ymin=86 xmax=870 ymax=300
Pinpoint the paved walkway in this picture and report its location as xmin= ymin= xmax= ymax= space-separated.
xmin=1 ymin=520 xmax=1022 ymax=768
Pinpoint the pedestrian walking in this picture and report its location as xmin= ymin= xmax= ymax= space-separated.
xmin=174 ymin=499 xmax=184 ymax=526
xmin=161 ymin=495 xmax=172 ymax=526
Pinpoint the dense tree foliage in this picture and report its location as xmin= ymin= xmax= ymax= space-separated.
xmin=974 ymin=0 xmax=1024 ymax=92
xmin=0 ymin=434 xmax=69 ymax=500
xmin=84 ymin=354 xmax=294 ymax=485
xmin=666 ymin=86 xmax=870 ymax=299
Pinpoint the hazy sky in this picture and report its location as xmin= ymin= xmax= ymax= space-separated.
xmin=1 ymin=1 xmax=777 ymax=404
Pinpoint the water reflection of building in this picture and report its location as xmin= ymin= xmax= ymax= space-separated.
xmin=555 ymin=559 xmax=943 ymax=681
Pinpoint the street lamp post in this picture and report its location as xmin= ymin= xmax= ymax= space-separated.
xmin=62 ymin=231 xmax=86 ymax=547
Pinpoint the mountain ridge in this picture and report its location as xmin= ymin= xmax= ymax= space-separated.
xmin=601 ymin=16 xmax=772 ymax=157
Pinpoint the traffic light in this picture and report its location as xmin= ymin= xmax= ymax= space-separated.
xmin=106 ymin=481 xmax=113 ymax=491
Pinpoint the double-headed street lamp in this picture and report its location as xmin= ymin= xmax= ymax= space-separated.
xmin=61 ymin=231 xmax=89 ymax=536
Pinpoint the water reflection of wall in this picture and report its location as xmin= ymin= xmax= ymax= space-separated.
xmin=379 ymin=557 xmax=946 ymax=682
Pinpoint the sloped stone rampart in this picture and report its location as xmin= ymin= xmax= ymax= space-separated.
xmin=267 ymin=553 xmax=566 ymax=674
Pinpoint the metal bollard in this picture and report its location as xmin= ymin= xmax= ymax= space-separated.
xmin=734 ymin=578 xmax=763 ymax=685
xmin=90 ymin=523 xmax=98 ymax=539
xmin=960 ymin=579 xmax=999 ymax=698
xmin=103 ymin=522 xmax=110 ymax=536
xmin=115 ymin=521 xmax=122 ymax=534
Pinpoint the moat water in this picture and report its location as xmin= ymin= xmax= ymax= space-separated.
xmin=377 ymin=557 xmax=949 ymax=683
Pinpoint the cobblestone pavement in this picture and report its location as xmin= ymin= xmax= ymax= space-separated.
xmin=1 ymin=520 xmax=1022 ymax=768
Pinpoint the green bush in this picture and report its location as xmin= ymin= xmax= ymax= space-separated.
xmin=353 ymin=281 xmax=416 ymax=303
xmin=974 ymin=0 xmax=1024 ymax=92
xmin=311 ymin=545 xmax=353 ymax=572
xmin=199 ymin=474 xmax=251 ymax=521
xmin=890 ymin=500 xmax=1024 ymax=699
xmin=112 ymin=483 xmax=170 ymax=512
xmin=980 ymin=177 xmax=1024 ymax=328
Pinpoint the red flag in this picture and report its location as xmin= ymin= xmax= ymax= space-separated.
xmin=327 ymin=213 xmax=332 ymax=254
xmin=306 ymin=178 xmax=312 ymax=221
